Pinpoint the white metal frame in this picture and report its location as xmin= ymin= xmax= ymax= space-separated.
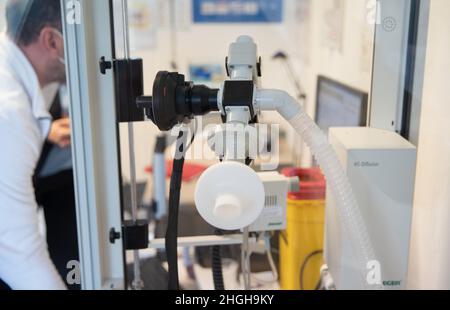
xmin=148 ymin=235 xmax=257 ymax=250
xmin=370 ymin=0 xmax=412 ymax=132
xmin=62 ymin=0 xmax=125 ymax=290
xmin=369 ymin=0 xmax=429 ymax=142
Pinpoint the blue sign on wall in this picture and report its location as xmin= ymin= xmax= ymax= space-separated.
xmin=193 ymin=0 xmax=283 ymax=23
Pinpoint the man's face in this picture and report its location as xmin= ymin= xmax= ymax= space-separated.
xmin=39 ymin=26 xmax=66 ymax=84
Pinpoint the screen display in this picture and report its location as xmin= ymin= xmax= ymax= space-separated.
xmin=316 ymin=76 xmax=368 ymax=135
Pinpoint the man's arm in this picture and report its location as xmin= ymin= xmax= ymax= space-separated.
xmin=0 ymin=98 xmax=66 ymax=290
xmin=47 ymin=117 xmax=71 ymax=148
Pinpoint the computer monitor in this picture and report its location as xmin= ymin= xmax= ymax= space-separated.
xmin=315 ymin=76 xmax=368 ymax=135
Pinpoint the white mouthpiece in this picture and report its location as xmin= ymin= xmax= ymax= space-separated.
xmin=195 ymin=162 xmax=265 ymax=230
xmin=214 ymin=194 xmax=243 ymax=220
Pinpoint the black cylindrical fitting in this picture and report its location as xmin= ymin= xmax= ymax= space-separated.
xmin=187 ymin=85 xmax=219 ymax=116
xmin=145 ymin=71 xmax=219 ymax=131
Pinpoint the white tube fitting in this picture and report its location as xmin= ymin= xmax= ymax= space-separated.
xmin=225 ymin=107 xmax=251 ymax=124
xmin=256 ymin=89 xmax=302 ymax=120
xmin=195 ymin=161 xmax=265 ymax=231
xmin=230 ymin=67 xmax=254 ymax=81
xmin=228 ymin=35 xmax=258 ymax=81
xmin=320 ymin=265 xmax=337 ymax=290
xmin=224 ymin=107 xmax=251 ymax=163
xmin=214 ymin=194 xmax=243 ymax=220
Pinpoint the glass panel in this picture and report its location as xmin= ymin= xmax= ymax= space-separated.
xmin=0 ymin=0 xmax=77 ymax=290
xmin=4 ymin=0 xmax=448 ymax=292
xmin=115 ymin=0 xmax=378 ymax=290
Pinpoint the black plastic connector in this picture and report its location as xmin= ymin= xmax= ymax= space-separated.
xmin=114 ymin=58 xmax=145 ymax=123
xmin=221 ymin=80 xmax=258 ymax=123
xmin=138 ymin=71 xmax=219 ymax=131
xmin=122 ymin=220 xmax=149 ymax=250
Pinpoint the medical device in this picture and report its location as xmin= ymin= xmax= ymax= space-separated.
xmin=325 ymin=127 xmax=416 ymax=290
xmin=137 ymin=35 xmax=381 ymax=290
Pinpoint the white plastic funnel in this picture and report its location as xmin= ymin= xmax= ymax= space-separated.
xmin=195 ymin=162 xmax=265 ymax=230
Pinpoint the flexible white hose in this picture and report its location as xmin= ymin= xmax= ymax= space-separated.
xmin=256 ymin=89 xmax=382 ymax=290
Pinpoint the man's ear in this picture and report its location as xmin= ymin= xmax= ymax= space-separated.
xmin=39 ymin=26 xmax=61 ymax=57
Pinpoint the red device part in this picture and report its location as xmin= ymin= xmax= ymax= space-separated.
xmin=282 ymin=168 xmax=326 ymax=201
xmin=145 ymin=161 xmax=209 ymax=182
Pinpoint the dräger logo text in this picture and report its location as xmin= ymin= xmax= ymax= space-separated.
xmin=383 ymin=280 xmax=402 ymax=286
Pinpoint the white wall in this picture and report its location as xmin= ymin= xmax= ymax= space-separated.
xmin=292 ymin=0 xmax=375 ymax=165
xmin=408 ymin=0 xmax=450 ymax=290
xmin=123 ymin=0 xmax=375 ymax=181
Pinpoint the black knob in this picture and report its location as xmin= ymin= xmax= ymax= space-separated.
xmin=109 ymin=228 xmax=121 ymax=244
xmin=99 ymin=56 xmax=113 ymax=75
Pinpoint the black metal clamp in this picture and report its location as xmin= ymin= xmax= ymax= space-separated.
xmin=109 ymin=220 xmax=149 ymax=250
xmin=122 ymin=220 xmax=149 ymax=250
xmin=99 ymin=56 xmax=146 ymax=123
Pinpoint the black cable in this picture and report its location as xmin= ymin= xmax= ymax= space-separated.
xmin=165 ymin=130 xmax=189 ymax=290
xmin=299 ymin=250 xmax=323 ymax=290
xmin=211 ymin=230 xmax=225 ymax=290
xmin=314 ymin=277 xmax=323 ymax=291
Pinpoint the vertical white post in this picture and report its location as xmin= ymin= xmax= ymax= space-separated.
xmin=62 ymin=0 xmax=125 ymax=290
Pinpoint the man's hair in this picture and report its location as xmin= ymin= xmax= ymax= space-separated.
xmin=6 ymin=0 xmax=62 ymax=45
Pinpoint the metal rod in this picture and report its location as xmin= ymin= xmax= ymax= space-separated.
xmin=121 ymin=0 xmax=131 ymax=59
xmin=242 ymin=227 xmax=251 ymax=290
xmin=281 ymin=60 xmax=305 ymax=101
xmin=128 ymin=124 xmax=143 ymax=290
xmin=127 ymin=124 xmax=139 ymax=222
xmin=148 ymin=234 xmax=257 ymax=249
xmin=121 ymin=0 xmax=143 ymax=290
xmin=169 ymin=0 xmax=177 ymax=69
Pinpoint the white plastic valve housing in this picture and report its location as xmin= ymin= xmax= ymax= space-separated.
xmin=227 ymin=35 xmax=258 ymax=80
xmin=194 ymin=162 xmax=265 ymax=230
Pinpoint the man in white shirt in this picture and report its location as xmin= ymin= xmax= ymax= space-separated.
xmin=0 ymin=0 xmax=68 ymax=289
xmin=33 ymin=84 xmax=80 ymax=290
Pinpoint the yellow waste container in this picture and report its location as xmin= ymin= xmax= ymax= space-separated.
xmin=280 ymin=168 xmax=326 ymax=290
